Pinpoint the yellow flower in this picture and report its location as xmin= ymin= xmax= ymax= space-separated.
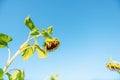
xmin=106 ymin=62 xmax=120 ymax=71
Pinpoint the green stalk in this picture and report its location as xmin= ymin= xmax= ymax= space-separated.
xmin=3 ymin=34 xmax=42 ymax=73
xmin=7 ymin=46 xmax=11 ymax=64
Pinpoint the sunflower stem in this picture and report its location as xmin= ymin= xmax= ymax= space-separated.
xmin=3 ymin=33 xmax=42 ymax=73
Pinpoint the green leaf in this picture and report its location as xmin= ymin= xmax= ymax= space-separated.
xmin=0 ymin=40 xmax=7 ymax=48
xmin=24 ymin=16 xmax=35 ymax=30
xmin=30 ymin=27 xmax=40 ymax=35
xmin=50 ymin=75 xmax=56 ymax=80
xmin=0 ymin=33 xmax=12 ymax=48
xmin=10 ymin=70 xmax=24 ymax=80
xmin=24 ymin=16 xmax=40 ymax=35
xmin=35 ymin=45 xmax=48 ymax=58
xmin=0 ymin=68 xmax=3 ymax=79
xmin=42 ymin=29 xmax=52 ymax=39
xmin=0 ymin=33 xmax=12 ymax=42
xmin=21 ymin=44 xmax=35 ymax=61
xmin=56 ymin=73 xmax=60 ymax=78
xmin=47 ymin=26 xmax=53 ymax=34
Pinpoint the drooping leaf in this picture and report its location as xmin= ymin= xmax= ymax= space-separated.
xmin=10 ymin=70 xmax=25 ymax=80
xmin=21 ymin=44 xmax=35 ymax=61
xmin=0 ymin=33 xmax=12 ymax=48
xmin=24 ymin=16 xmax=40 ymax=35
xmin=35 ymin=45 xmax=48 ymax=58
xmin=47 ymin=26 xmax=53 ymax=34
xmin=0 ymin=68 xmax=3 ymax=79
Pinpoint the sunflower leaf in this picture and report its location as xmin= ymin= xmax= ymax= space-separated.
xmin=35 ymin=44 xmax=48 ymax=58
xmin=21 ymin=44 xmax=35 ymax=61
xmin=47 ymin=26 xmax=53 ymax=34
xmin=10 ymin=70 xmax=25 ymax=80
xmin=24 ymin=16 xmax=40 ymax=36
xmin=0 ymin=68 xmax=3 ymax=79
xmin=0 ymin=33 xmax=12 ymax=48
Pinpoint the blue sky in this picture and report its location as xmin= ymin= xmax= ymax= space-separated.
xmin=0 ymin=0 xmax=120 ymax=80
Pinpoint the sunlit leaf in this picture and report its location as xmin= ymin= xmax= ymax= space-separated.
xmin=0 ymin=33 xmax=12 ymax=42
xmin=42 ymin=29 xmax=52 ymax=39
xmin=47 ymin=26 xmax=53 ymax=34
xmin=35 ymin=45 xmax=48 ymax=58
xmin=0 ymin=68 xmax=3 ymax=79
xmin=30 ymin=27 xmax=40 ymax=35
xmin=0 ymin=40 xmax=7 ymax=48
xmin=50 ymin=75 xmax=56 ymax=80
xmin=0 ymin=33 xmax=12 ymax=48
xmin=56 ymin=73 xmax=60 ymax=78
xmin=24 ymin=16 xmax=40 ymax=35
xmin=24 ymin=16 xmax=35 ymax=30
xmin=10 ymin=70 xmax=24 ymax=80
xmin=21 ymin=44 xmax=35 ymax=61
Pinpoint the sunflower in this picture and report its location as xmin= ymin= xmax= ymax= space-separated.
xmin=106 ymin=62 xmax=120 ymax=71
xmin=44 ymin=38 xmax=60 ymax=52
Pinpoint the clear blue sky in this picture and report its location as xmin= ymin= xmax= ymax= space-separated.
xmin=0 ymin=0 xmax=120 ymax=80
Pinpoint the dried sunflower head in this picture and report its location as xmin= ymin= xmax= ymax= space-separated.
xmin=44 ymin=38 xmax=60 ymax=52
xmin=106 ymin=62 xmax=120 ymax=72
xmin=42 ymin=28 xmax=60 ymax=52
